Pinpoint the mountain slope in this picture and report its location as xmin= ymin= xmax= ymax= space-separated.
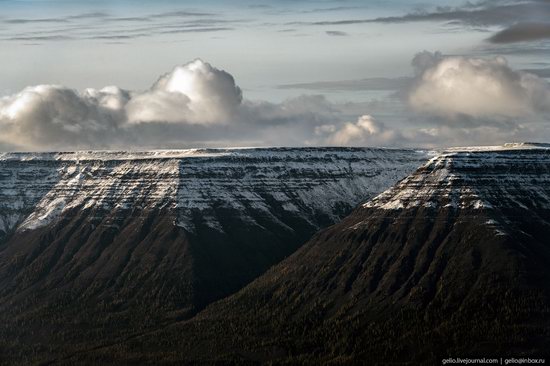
xmin=75 ymin=146 xmax=550 ymax=365
xmin=0 ymin=147 xmax=426 ymax=365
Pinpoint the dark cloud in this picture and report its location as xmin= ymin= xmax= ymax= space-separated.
xmin=67 ymin=12 xmax=109 ymax=20
xmin=108 ymin=17 xmax=152 ymax=22
xmin=6 ymin=35 xmax=72 ymax=41
xmin=305 ymin=6 xmax=362 ymax=14
xmin=488 ymin=22 xmax=550 ymax=43
xmin=2 ymin=20 xmax=238 ymax=42
xmin=368 ymin=3 xmax=549 ymax=26
xmin=150 ymin=10 xmax=216 ymax=18
xmin=248 ymin=4 xmax=271 ymax=9
xmin=283 ymin=0 xmax=550 ymax=52
xmin=301 ymin=1 xmax=550 ymax=27
xmin=2 ymin=9 xmax=214 ymax=26
xmin=0 ymin=9 xmax=235 ymax=43
xmin=325 ymin=30 xmax=348 ymax=36
xmin=474 ymin=43 xmax=550 ymax=56
xmin=88 ymin=34 xmax=149 ymax=40
xmin=4 ymin=17 xmax=68 ymax=24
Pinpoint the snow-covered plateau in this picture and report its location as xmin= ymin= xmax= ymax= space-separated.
xmin=0 ymin=147 xmax=428 ymax=236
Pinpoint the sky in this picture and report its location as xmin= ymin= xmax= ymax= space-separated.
xmin=1 ymin=0 xmax=550 ymax=150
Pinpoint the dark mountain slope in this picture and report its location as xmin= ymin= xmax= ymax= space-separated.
xmin=0 ymin=148 xmax=426 ymax=365
xmin=71 ymin=147 xmax=550 ymax=365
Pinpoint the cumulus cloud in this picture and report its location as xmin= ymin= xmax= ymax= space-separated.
xmin=126 ymin=59 xmax=242 ymax=124
xmin=408 ymin=51 xmax=550 ymax=120
xmin=317 ymin=115 xmax=402 ymax=146
xmin=0 ymin=60 xmax=247 ymax=149
xmin=0 ymin=60 xmax=349 ymax=150
xmin=0 ymin=85 xmax=126 ymax=149
xmin=325 ymin=31 xmax=348 ymax=36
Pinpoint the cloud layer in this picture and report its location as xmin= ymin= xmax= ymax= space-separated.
xmin=296 ymin=1 xmax=550 ymax=28
xmin=0 ymin=9 xmax=236 ymax=42
xmin=2 ymin=54 xmax=550 ymax=151
xmin=488 ymin=22 xmax=550 ymax=44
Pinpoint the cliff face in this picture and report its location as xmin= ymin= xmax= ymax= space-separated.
xmin=0 ymin=147 xmax=427 ymax=364
xmin=78 ymin=146 xmax=550 ymax=365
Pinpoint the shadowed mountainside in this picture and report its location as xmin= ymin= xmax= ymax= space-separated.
xmin=63 ymin=147 xmax=550 ymax=365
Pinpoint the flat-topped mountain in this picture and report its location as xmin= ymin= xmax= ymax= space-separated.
xmin=0 ymin=148 xmax=426 ymax=235
xmin=0 ymin=147 xmax=427 ymax=365
xmin=72 ymin=145 xmax=550 ymax=364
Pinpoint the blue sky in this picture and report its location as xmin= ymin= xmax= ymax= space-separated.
xmin=1 ymin=0 xmax=550 ymax=150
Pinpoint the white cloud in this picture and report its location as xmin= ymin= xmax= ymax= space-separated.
xmin=0 ymin=85 xmax=124 ymax=149
xmin=408 ymin=51 xmax=550 ymax=120
xmin=126 ymin=59 xmax=242 ymax=124
xmin=0 ymin=60 xmax=254 ymax=150
xmin=0 ymin=60 xmax=347 ymax=150
xmin=314 ymin=124 xmax=337 ymax=135
xmin=321 ymin=115 xmax=401 ymax=146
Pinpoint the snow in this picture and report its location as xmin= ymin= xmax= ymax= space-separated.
xmin=172 ymin=148 xmax=427 ymax=230
xmin=19 ymin=197 xmax=67 ymax=231
xmin=0 ymin=160 xmax=61 ymax=234
xmin=4 ymin=143 xmax=548 ymax=234
xmin=0 ymin=147 xmax=428 ymax=233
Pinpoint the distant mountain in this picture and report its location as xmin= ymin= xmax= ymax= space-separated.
xmin=0 ymin=147 xmax=426 ymax=365
xmin=70 ymin=145 xmax=550 ymax=365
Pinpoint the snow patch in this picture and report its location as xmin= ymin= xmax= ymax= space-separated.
xmin=19 ymin=197 xmax=67 ymax=231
